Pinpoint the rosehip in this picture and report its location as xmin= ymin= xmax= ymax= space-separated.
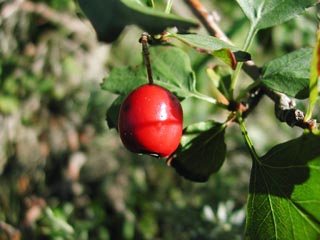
xmin=118 ymin=84 xmax=183 ymax=157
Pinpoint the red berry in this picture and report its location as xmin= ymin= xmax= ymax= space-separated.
xmin=118 ymin=84 xmax=183 ymax=157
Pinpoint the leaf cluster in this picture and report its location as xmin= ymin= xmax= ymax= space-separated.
xmin=80 ymin=0 xmax=320 ymax=239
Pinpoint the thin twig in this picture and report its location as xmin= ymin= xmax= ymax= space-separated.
xmin=185 ymin=0 xmax=259 ymax=77
xmin=184 ymin=0 xmax=232 ymax=45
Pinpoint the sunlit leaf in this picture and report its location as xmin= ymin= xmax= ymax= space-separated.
xmin=245 ymin=133 xmax=320 ymax=239
xmin=167 ymin=33 xmax=251 ymax=68
xmin=236 ymin=0 xmax=319 ymax=30
xmin=261 ymin=48 xmax=313 ymax=99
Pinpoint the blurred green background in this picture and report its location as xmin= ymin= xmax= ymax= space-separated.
xmin=0 ymin=0 xmax=318 ymax=239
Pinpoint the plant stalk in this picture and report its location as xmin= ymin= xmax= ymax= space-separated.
xmin=230 ymin=25 xmax=258 ymax=99
xmin=140 ymin=33 xmax=154 ymax=85
xmin=192 ymin=91 xmax=217 ymax=104
xmin=237 ymin=113 xmax=261 ymax=163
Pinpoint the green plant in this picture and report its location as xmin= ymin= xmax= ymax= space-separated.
xmin=78 ymin=0 xmax=320 ymax=239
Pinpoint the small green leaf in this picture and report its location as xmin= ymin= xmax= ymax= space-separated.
xmin=102 ymin=46 xmax=197 ymax=99
xmin=305 ymin=28 xmax=320 ymax=121
xmin=261 ymin=48 xmax=313 ymax=99
xmin=211 ymin=49 xmax=237 ymax=69
xmin=101 ymin=66 xmax=147 ymax=96
xmin=245 ymin=133 xmax=320 ymax=239
xmin=78 ymin=0 xmax=198 ymax=42
xmin=168 ymin=33 xmax=251 ymax=67
xmin=168 ymin=33 xmax=236 ymax=50
xmin=236 ymin=0 xmax=319 ymax=30
xmin=170 ymin=121 xmax=226 ymax=182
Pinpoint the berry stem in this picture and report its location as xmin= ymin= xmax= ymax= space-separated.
xmin=140 ymin=33 xmax=154 ymax=85
xmin=237 ymin=112 xmax=261 ymax=164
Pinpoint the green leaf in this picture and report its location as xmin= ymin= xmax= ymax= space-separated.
xmin=168 ymin=33 xmax=251 ymax=67
xmin=102 ymin=45 xmax=198 ymax=99
xmin=236 ymin=0 xmax=320 ymax=30
xmin=245 ymin=133 xmax=320 ymax=239
xmin=102 ymin=66 xmax=147 ymax=96
xmin=170 ymin=121 xmax=226 ymax=182
xmin=305 ymin=28 xmax=320 ymax=121
xmin=78 ymin=0 xmax=198 ymax=42
xmin=261 ymin=48 xmax=313 ymax=99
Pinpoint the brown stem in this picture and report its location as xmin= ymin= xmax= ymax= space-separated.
xmin=264 ymin=88 xmax=318 ymax=130
xmin=185 ymin=0 xmax=260 ymax=77
xmin=184 ymin=0 xmax=232 ymax=45
xmin=140 ymin=33 xmax=154 ymax=85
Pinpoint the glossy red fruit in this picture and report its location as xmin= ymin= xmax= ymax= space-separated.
xmin=118 ymin=84 xmax=183 ymax=157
